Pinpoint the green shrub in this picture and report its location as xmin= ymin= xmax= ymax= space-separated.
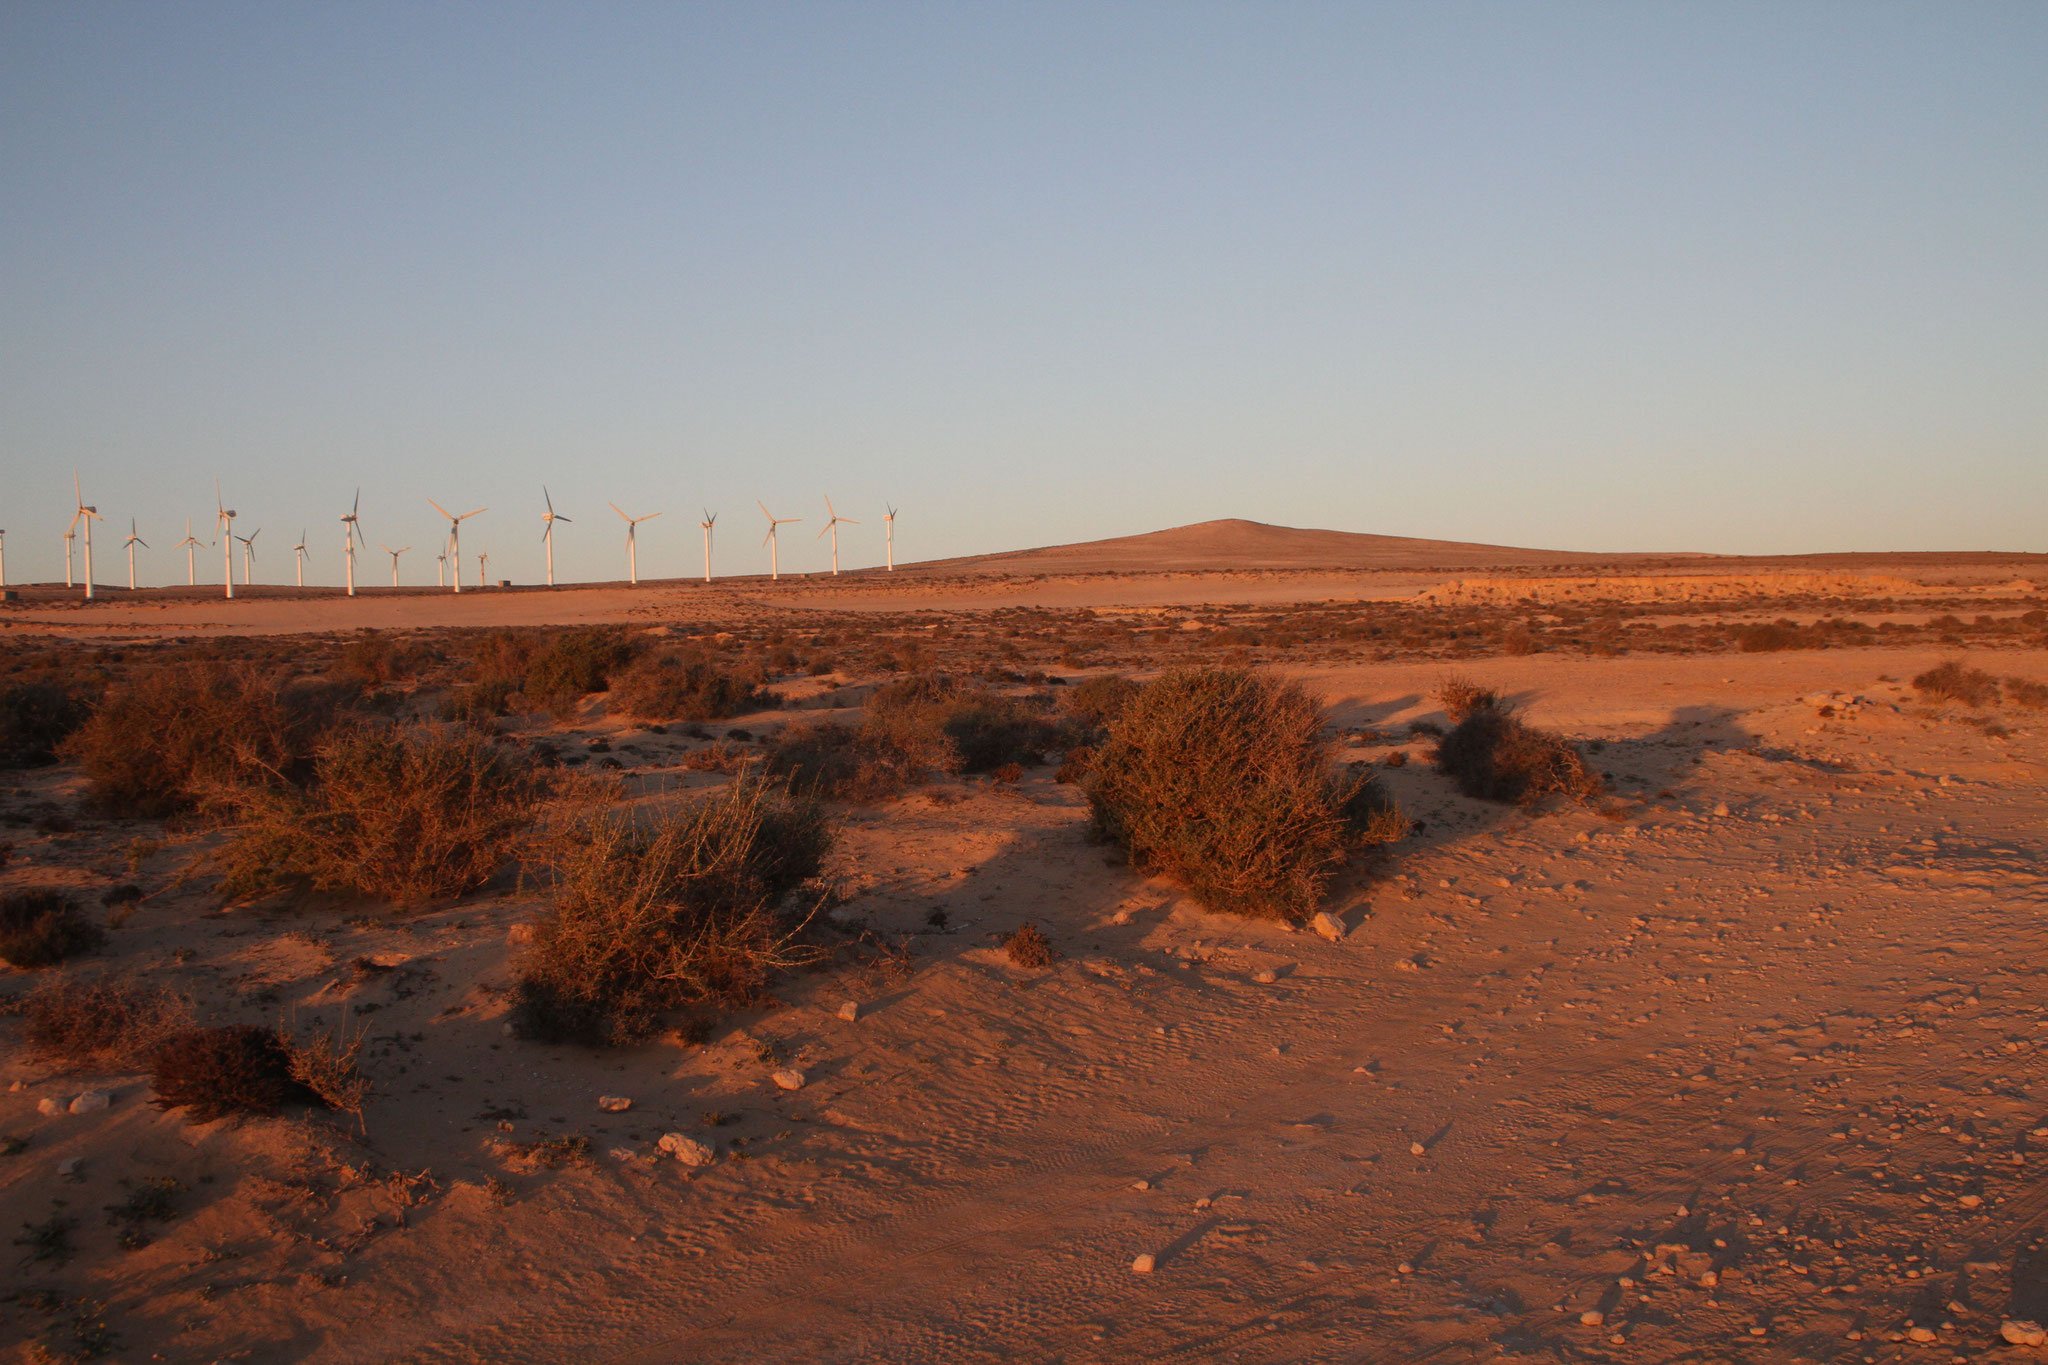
xmin=0 ymin=890 xmax=105 ymax=969
xmin=610 ymin=651 xmax=768 ymax=723
xmin=206 ymin=724 xmax=543 ymax=905
xmin=1914 ymin=661 xmax=2001 ymax=707
xmin=1433 ymin=702 xmax=1601 ymax=806
xmin=1084 ymin=668 xmax=1401 ymax=921
xmin=61 ymin=663 xmax=352 ymax=817
xmin=0 ymin=681 xmax=90 ymax=769
xmin=510 ymin=778 xmax=831 ymax=1046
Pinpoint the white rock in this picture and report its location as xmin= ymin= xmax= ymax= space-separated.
xmin=1131 ymin=1253 xmax=1157 ymax=1274
xmin=69 ymin=1090 xmax=111 ymax=1115
xmin=657 ymin=1132 xmax=715 ymax=1167
xmin=2002 ymin=1320 xmax=2047 ymax=1347
xmin=771 ymin=1069 xmax=807 ymax=1091
xmin=837 ymin=1000 xmax=860 ymax=1022
xmin=36 ymin=1097 xmax=64 ymax=1116
xmin=1310 ymin=911 xmax=1347 ymax=942
xmin=597 ymin=1095 xmax=633 ymax=1112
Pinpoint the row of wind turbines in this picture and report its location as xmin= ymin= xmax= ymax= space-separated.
xmin=13 ymin=476 xmax=903 ymax=597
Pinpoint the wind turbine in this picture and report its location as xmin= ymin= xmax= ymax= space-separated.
xmin=174 ymin=519 xmax=205 ymax=586
xmin=341 ymin=490 xmax=365 ymax=596
xmin=758 ymin=501 xmax=800 ymax=580
xmin=427 ymin=500 xmax=486 ymax=593
xmin=884 ymin=505 xmax=898 ymax=571
xmin=122 ymin=518 xmax=148 ymax=590
xmin=293 ymin=530 xmax=308 ymax=587
xmin=382 ymin=544 xmax=409 ymax=586
xmin=236 ymin=528 xmax=260 ymax=585
xmin=435 ymin=551 xmax=446 ymax=588
xmin=610 ymin=502 xmax=661 ymax=585
xmin=62 ymin=519 xmax=75 ymax=588
xmin=215 ymin=480 xmax=236 ymax=600
xmin=817 ymin=497 xmax=860 ymax=575
xmin=0 ymin=528 xmax=8 ymax=587
xmin=476 ymin=551 xmax=490 ymax=587
xmin=540 ymin=488 xmax=570 ymax=587
xmin=699 ymin=510 xmax=716 ymax=583
xmin=73 ymin=474 xmax=101 ymax=600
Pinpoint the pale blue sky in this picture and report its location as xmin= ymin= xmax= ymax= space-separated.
xmin=3 ymin=3 xmax=2044 ymax=586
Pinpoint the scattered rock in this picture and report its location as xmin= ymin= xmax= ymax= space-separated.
xmin=1410 ymin=1141 xmax=1427 ymax=1156
xmin=2002 ymin=1321 xmax=2047 ymax=1347
xmin=1958 ymin=1193 xmax=1982 ymax=1208
xmin=771 ymin=1069 xmax=807 ymax=1091
xmin=1907 ymin=1326 xmax=1936 ymax=1343
xmin=506 ymin=923 xmax=536 ymax=945
xmin=1713 ymin=802 xmax=1731 ymax=817
xmin=56 ymin=1157 xmax=82 ymax=1179
xmin=657 ymin=1133 xmax=715 ymax=1167
xmin=597 ymin=1095 xmax=633 ymax=1113
xmin=1580 ymin=1310 xmax=1605 ymax=1327
xmin=837 ymin=1000 xmax=860 ymax=1022
xmin=1397 ymin=1261 xmax=1414 ymax=1274
xmin=1310 ymin=911 xmax=1347 ymax=942
xmin=1699 ymin=1270 xmax=1719 ymax=1288
xmin=36 ymin=1098 xmax=64 ymax=1117
xmin=69 ymin=1090 xmax=112 ymax=1115
xmin=607 ymin=1146 xmax=640 ymax=1163
xmin=1253 ymin=969 xmax=1279 ymax=984
xmin=1132 ymin=1253 xmax=1157 ymax=1274
xmin=1131 ymin=1179 xmax=1150 ymax=1190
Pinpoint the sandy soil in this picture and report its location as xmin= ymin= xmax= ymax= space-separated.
xmin=5 ymin=568 xmax=2048 ymax=1363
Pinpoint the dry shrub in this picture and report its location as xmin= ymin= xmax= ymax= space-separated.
xmin=2006 ymin=676 xmax=2048 ymax=710
xmin=1500 ymin=624 xmax=1539 ymax=656
xmin=1914 ymin=661 xmax=2001 ymax=708
xmin=278 ymin=1019 xmax=371 ymax=1124
xmin=1437 ymin=675 xmax=1503 ymax=723
xmin=766 ymin=720 xmax=918 ymax=801
xmin=679 ymin=738 xmax=753 ymax=774
xmin=1063 ymin=674 xmax=1141 ymax=732
xmin=1084 ymin=668 xmax=1403 ymax=921
xmin=62 ymin=662 xmax=352 ymax=817
xmin=610 ymin=651 xmax=768 ymax=723
xmin=206 ymin=724 xmax=543 ymax=905
xmin=0 ymin=681 xmax=90 ymax=769
xmin=865 ymin=673 xmax=1057 ymax=775
xmin=14 ymin=976 xmax=192 ymax=1070
xmin=1004 ymin=923 xmax=1057 ymax=968
xmin=493 ymin=1133 xmax=593 ymax=1172
xmin=335 ymin=631 xmax=438 ymax=687
xmin=149 ymin=1026 xmax=322 ymax=1122
xmin=1735 ymin=620 xmax=1805 ymax=653
xmin=1433 ymin=701 xmax=1601 ymax=806
xmin=521 ymin=628 xmax=643 ymax=718
xmin=510 ymin=778 xmax=831 ymax=1046
xmin=0 ymin=890 xmax=105 ymax=969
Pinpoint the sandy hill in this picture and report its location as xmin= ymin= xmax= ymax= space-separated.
xmin=900 ymin=518 xmax=1667 ymax=575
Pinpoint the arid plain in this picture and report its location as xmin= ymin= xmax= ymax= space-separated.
xmin=4 ymin=522 xmax=2047 ymax=1364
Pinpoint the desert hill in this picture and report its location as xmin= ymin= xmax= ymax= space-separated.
xmin=898 ymin=518 xmax=1666 ymax=575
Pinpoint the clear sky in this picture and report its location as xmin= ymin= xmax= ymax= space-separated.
xmin=3 ymin=2 xmax=2044 ymax=587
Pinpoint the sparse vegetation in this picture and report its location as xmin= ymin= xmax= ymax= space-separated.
xmin=510 ymin=778 xmax=831 ymax=1046
xmin=1914 ymin=660 xmax=2002 ymax=708
xmin=610 ymin=651 xmax=768 ymax=723
xmin=14 ymin=977 xmax=193 ymax=1070
xmin=864 ymin=673 xmax=1058 ymax=775
xmin=1004 ymin=923 xmax=1057 ymax=968
xmin=520 ymin=628 xmax=643 ymax=718
xmin=1437 ymin=675 xmax=1503 ymax=723
xmin=0 ymin=890 xmax=105 ymax=969
xmin=1084 ymin=668 xmax=1402 ymax=921
xmin=0 ymin=681 xmax=90 ymax=769
xmin=206 ymin=724 xmax=542 ymax=905
xmin=1431 ymin=690 xmax=1601 ymax=807
xmin=148 ymin=1026 xmax=322 ymax=1122
xmin=2006 ymin=676 xmax=2048 ymax=709
xmin=14 ymin=1213 xmax=75 ymax=1265
xmin=278 ymin=1019 xmax=372 ymax=1124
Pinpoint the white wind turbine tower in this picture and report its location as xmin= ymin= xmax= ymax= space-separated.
xmin=122 ymin=518 xmax=148 ymax=590
xmin=699 ymin=510 xmax=716 ymax=583
xmin=293 ymin=530 xmax=309 ymax=587
xmin=476 ymin=551 xmax=490 ymax=587
xmin=174 ymin=519 xmax=205 ymax=586
xmin=540 ymin=488 xmax=571 ymax=587
xmin=758 ymin=501 xmax=800 ymax=580
xmin=610 ymin=502 xmax=661 ymax=585
xmin=236 ymin=528 xmax=260 ymax=586
xmin=884 ymin=505 xmax=898 ymax=571
xmin=382 ymin=544 xmax=409 ymax=586
xmin=215 ymin=480 xmax=236 ymax=600
xmin=428 ymin=500 xmax=486 ymax=593
xmin=0 ymin=528 xmax=6 ymax=588
xmin=817 ymin=497 xmax=859 ymax=575
xmin=62 ymin=518 xmax=75 ymax=588
xmin=73 ymin=474 xmax=101 ymax=600
xmin=341 ymin=490 xmax=365 ymax=596
xmin=435 ymin=551 xmax=446 ymax=588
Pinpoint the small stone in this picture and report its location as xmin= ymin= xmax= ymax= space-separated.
xmin=1957 ymin=1193 xmax=1981 ymax=1208
xmin=657 ymin=1132 xmax=715 ymax=1167
xmin=1131 ymin=1253 xmax=1156 ymax=1274
xmin=1907 ymin=1326 xmax=1936 ymax=1343
xmin=837 ymin=1000 xmax=860 ymax=1022
xmin=37 ymin=1098 xmax=64 ymax=1116
xmin=1194 ymin=1197 xmax=1212 ymax=1209
xmin=1253 ymin=969 xmax=1278 ymax=984
xmin=597 ymin=1095 xmax=633 ymax=1113
xmin=2002 ymin=1320 xmax=2047 ymax=1347
xmin=1712 ymin=802 xmax=1731 ymax=817
xmin=771 ymin=1069 xmax=806 ymax=1091
xmin=1410 ymin=1141 xmax=1426 ymax=1156
xmin=69 ymin=1090 xmax=111 ymax=1115
xmin=1310 ymin=911 xmax=1347 ymax=943
xmin=607 ymin=1146 xmax=639 ymax=1163
xmin=57 ymin=1157 xmax=82 ymax=1179
xmin=506 ymin=923 xmax=536 ymax=945
xmin=1397 ymin=1262 xmax=1414 ymax=1274
xmin=1131 ymin=1180 xmax=1149 ymax=1190
xmin=1698 ymin=1270 xmax=1719 ymax=1288
xmin=1580 ymin=1310 xmax=1604 ymax=1327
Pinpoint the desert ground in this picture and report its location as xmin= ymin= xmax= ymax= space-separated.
xmin=3 ymin=527 xmax=2047 ymax=1364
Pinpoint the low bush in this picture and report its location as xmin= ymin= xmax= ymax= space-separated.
xmin=438 ymin=677 xmax=519 ymax=724
xmin=148 ymin=1026 xmax=322 ymax=1122
xmin=1914 ymin=661 xmax=2001 ymax=707
xmin=1063 ymin=674 xmax=1141 ymax=732
xmin=865 ymin=673 xmax=1058 ymax=774
xmin=610 ymin=651 xmax=767 ymax=723
xmin=62 ymin=662 xmax=353 ymax=817
xmin=1433 ymin=701 xmax=1601 ymax=806
xmin=2006 ymin=676 xmax=2048 ymax=710
xmin=1084 ymin=667 xmax=1402 ymax=921
xmin=765 ymin=721 xmax=917 ymax=801
xmin=0 ymin=890 xmax=106 ymax=969
xmin=1437 ymin=675 xmax=1503 ymax=724
xmin=0 ymin=681 xmax=91 ymax=769
xmin=14 ymin=976 xmax=192 ymax=1069
xmin=521 ymin=629 xmax=642 ymax=718
xmin=206 ymin=724 xmax=543 ymax=905
xmin=1735 ymin=620 xmax=1805 ymax=653
xmin=1004 ymin=923 xmax=1057 ymax=968
xmin=335 ymin=632 xmax=438 ymax=687
xmin=509 ymin=778 xmax=831 ymax=1046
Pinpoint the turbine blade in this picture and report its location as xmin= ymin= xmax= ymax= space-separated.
xmin=427 ymin=498 xmax=453 ymax=520
xmin=611 ymin=502 xmax=629 ymax=521
xmin=544 ymin=487 xmax=554 ymax=514
xmin=465 ymin=508 xmax=487 ymax=520
xmin=352 ymin=488 xmax=360 ymax=517
xmin=758 ymin=500 xmax=772 ymax=519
